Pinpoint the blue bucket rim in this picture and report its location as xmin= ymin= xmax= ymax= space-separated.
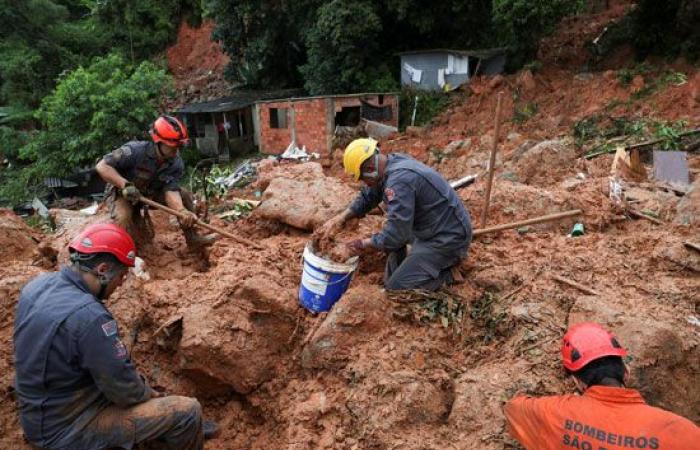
xmin=303 ymin=242 xmax=358 ymax=274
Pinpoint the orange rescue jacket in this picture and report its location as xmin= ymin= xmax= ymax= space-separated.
xmin=504 ymin=386 xmax=700 ymax=450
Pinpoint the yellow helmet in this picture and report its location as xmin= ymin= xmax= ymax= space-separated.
xmin=343 ymin=138 xmax=378 ymax=181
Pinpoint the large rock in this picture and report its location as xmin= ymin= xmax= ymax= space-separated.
xmin=255 ymin=160 xmax=325 ymax=191
xmin=301 ymin=286 xmax=391 ymax=370
xmin=255 ymin=162 xmax=355 ymax=231
xmin=178 ymin=274 xmax=297 ymax=394
xmin=569 ymin=296 xmax=700 ymax=422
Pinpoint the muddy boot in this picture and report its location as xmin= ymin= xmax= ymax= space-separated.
xmin=184 ymin=229 xmax=217 ymax=249
xmin=203 ymin=420 xmax=219 ymax=440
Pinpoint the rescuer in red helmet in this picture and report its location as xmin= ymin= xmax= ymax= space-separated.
xmin=504 ymin=322 xmax=700 ymax=449
xmin=13 ymin=223 xmax=218 ymax=449
xmin=96 ymin=115 xmax=214 ymax=249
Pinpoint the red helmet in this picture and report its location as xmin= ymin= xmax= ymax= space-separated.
xmin=561 ymin=322 xmax=627 ymax=372
xmin=69 ymin=223 xmax=136 ymax=267
xmin=150 ymin=115 xmax=189 ymax=147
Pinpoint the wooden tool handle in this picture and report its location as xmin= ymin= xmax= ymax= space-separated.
xmin=138 ymin=196 xmax=265 ymax=250
xmin=473 ymin=210 xmax=582 ymax=237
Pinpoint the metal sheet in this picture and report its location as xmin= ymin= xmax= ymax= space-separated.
xmin=653 ymin=150 xmax=689 ymax=185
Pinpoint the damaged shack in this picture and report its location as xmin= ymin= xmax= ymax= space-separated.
xmin=399 ymin=48 xmax=507 ymax=91
xmin=255 ymin=93 xmax=399 ymax=156
xmin=177 ymin=89 xmax=302 ymax=161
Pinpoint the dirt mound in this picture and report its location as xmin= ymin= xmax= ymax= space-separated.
xmin=166 ymin=20 xmax=232 ymax=107
xmin=0 ymin=209 xmax=39 ymax=262
xmin=255 ymin=162 xmax=356 ymax=231
xmin=505 ymin=138 xmax=577 ymax=186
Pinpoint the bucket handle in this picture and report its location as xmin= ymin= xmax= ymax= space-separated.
xmin=303 ymin=266 xmax=355 ymax=286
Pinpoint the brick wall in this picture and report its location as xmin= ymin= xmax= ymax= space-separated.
xmin=257 ymin=94 xmax=399 ymax=155
xmin=257 ymin=101 xmax=293 ymax=154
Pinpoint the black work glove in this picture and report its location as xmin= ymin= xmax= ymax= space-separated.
xmin=121 ymin=182 xmax=141 ymax=204
xmin=346 ymin=239 xmax=366 ymax=256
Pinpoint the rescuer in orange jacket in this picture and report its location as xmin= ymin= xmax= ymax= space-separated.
xmin=504 ymin=322 xmax=700 ymax=450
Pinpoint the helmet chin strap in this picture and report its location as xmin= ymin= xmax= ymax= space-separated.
xmin=70 ymin=254 xmax=118 ymax=300
xmin=361 ymin=152 xmax=380 ymax=180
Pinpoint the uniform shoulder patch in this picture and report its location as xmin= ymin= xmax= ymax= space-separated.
xmin=101 ymin=320 xmax=118 ymax=337
xmin=112 ymin=145 xmax=132 ymax=161
xmin=114 ymin=339 xmax=128 ymax=359
xmin=384 ymin=187 xmax=395 ymax=202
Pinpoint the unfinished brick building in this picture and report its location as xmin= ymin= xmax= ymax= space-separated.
xmin=255 ymin=93 xmax=399 ymax=155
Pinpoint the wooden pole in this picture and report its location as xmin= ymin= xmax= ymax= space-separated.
xmin=473 ymin=210 xmax=582 ymax=237
xmin=138 ymin=196 xmax=265 ymax=250
xmin=480 ymin=91 xmax=504 ymax=228
xmin=684 ymin=242 xmax=700 ymax=254
xmin=552 ymin=274 xmax=600 ymax=296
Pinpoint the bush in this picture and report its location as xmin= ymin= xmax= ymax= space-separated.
xmin=0 ymin=53 xmax=171 ymax=206
xmin=399 ymin=88 xmax=451 ymax=129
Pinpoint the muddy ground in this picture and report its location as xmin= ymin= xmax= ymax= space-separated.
xmin=1 ymin=3 xmax=699 ymax=449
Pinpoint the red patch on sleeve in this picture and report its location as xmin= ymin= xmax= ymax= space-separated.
xmin=385 ymin=188 xmax=395 ymax=202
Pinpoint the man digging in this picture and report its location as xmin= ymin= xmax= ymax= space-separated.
xmin=318 ymin=138 xmax=472 ymax=291
xmin=96 ymin=114 xmax=215 ymax=249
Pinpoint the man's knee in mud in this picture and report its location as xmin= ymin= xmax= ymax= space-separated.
xmin=167 ymin=396 xmax=202 ymax=426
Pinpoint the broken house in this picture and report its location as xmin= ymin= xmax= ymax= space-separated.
xmin=399 ymin=48 xmax=507 ymax=91
xmin=177 ymin=89 xmax=302 ymax=161
xmin=255 ymin=92 xmax=399 ymax=156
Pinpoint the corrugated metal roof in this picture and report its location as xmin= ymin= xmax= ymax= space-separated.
xmin=178 ymin=89 xmax=304 ymax=114
xmin=396 ymin=47 xmax=508 ymax=59
xmin=255 ymin=92 xmax=399 ymax=105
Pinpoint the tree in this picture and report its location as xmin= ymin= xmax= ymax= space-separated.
xmin=206 ymin=0 xmax=322 ymax=88
xmin=88 ymin=0 xmax=203 ymax=63
xmin=300 ymin=0 xmax=392 ymax=94
xmin=18 ymin=53 xmax=170 ymax=182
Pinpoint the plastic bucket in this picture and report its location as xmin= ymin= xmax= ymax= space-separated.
xmin=299 ymin=242 xmax=358 ymax=313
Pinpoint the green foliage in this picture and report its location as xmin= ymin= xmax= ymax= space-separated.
xmin=398 ymin=88 xmax=451 ymax=129
xmin=652 ymin=120 xmax=688 ymax=151
xmin=301 ymin=0 xmax=392 ymax=94
xmin=512 ymin=102 xmax=538 ymax=124
xmin=493 ymin=0 xmax=585 ymax=67
xmin=0 ymin=53 xmax=171 ymax=205
xmin=206 ymin=0 xmax=321 ymax=88
xmin=574 ymin=114 xmax=691 ymax=158
xmin=207 ymin=0 xmax=495 ymax=92
xmin=88 ymin=0 xmax=203 ymax=63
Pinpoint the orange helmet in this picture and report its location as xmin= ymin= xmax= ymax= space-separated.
xmin=561 ymin=322 xmax=627 ymax=372
xmin=150 ymin=115 xmax=189 ymax=147
xmin=69 ymin=223 xmax=136 ymax=267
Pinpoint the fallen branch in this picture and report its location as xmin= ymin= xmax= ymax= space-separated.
xmin=552 ymin=275 xmax=600 ymax=296
xmin=628 ymin=209 xmax=664 ymax=225
xmin=585 ymin=128 xmax=700 ymax=160
xmin=473 ymin=210 xmax=582 ymax=237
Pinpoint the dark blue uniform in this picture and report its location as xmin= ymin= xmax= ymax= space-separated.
xmin=14 ymin=267 xmax=151 ymax=449
xmin=102 ymin=141 xmax=184 ymax=196
xmin=349 ymin=153 xmax=472 ymax=290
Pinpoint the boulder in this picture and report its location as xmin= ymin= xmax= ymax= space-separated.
xmin=301 ymin=286 xmax=391 ymax=370
xmin=674 ymin=177 xmax=700 ymax=226
xmin=178 ymin=275 xmax=297 ymax=394
xmin=255 ymin=162 xmax=355 ymax=231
